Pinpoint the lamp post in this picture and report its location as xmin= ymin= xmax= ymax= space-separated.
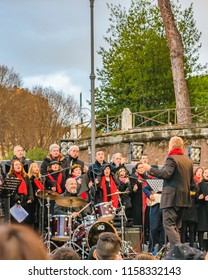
xmin=89 ymin=0 xmax=96 ymax=163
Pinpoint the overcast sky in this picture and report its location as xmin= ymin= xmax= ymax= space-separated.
xmin=0 ymin=0 xmax=207 ymax=109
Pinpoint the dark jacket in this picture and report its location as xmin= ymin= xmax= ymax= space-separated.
xmin=64 ymin=155 xmax=85 ymax=179
xmin=149 ymin=155 xmax=193 ymax=209
xmin=40 ymin=154 xmax=67 ymax=175
xmin=87 ymin=160 xmax=107 ymax=182
xmin=196 ymin=179 xmax=208 ymax=231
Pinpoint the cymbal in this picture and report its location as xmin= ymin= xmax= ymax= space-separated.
xmin=36 ymin=190 xmax=60 ymax=200
xmin=55 ymin=196 xmax=87 ymax=208
xmin=107 ymin=190 xmax=130 ymax=196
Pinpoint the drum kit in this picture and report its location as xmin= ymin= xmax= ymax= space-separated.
xmin=36 ymin=189 xmax=137 ymax=259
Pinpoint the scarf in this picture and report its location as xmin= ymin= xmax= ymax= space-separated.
xmin=34 ymin=178 xmax=44 ymax=191
xmin=47 ymin=172 xmax=63 ymax=194
xmin=14 ymin=172 xmax=27 ymax=195
xmin=80 ymin=191 xmax=87 ymax=200
xmin=100 ymin=176 xmax=118 ymax=208
xmin=168 ymin=148 xmax=184 ymax=156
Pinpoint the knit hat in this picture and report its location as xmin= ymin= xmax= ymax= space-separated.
xmin=164 ymin=243 xmax=206 ymax=260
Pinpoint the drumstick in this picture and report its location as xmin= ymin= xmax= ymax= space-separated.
xmin=77 ymin=202 xmax=91 ymax=215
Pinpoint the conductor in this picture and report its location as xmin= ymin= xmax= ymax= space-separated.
xmin=143 ymin=136 xmax=194 ymax=248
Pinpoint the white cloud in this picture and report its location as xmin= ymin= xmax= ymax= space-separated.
xmin=23 ymin=72 xmax=84 ymax=103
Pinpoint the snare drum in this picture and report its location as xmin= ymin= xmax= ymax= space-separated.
xmin=50 ymin=215 xmax=72 ymax=241
xmin=94 ymin=202 xmax=115 ymax=222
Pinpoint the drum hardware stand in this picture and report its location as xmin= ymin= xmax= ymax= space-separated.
xmin=117 ymin=195 xmax=137 ymax=258
xmin=62 ymin=238 xmax=89 ymax=259
xmin=117 ymin=195 xmax=127 ymax=241
xmin=44 ymin=197 xmax=58 ymax=253
xmin=156 ymin=234 xmax=169 ymax=260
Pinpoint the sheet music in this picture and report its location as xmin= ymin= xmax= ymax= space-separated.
xmin=10 ymin=204 xmax=29 ymax=223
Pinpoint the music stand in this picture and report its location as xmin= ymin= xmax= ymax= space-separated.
xmin=145 ymin=179 xmax=164 ymax=193
xmin=0 ymin=177 xmax=21 ymax=223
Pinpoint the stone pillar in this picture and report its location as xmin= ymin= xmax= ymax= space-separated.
xmin=70 ymin=123 xmax=82 ymax=139
xmin=121 ymin=108 xmax=132 ymax=131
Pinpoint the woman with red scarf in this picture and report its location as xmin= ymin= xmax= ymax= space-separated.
xmin=94 ymin=163 xmax=119 ymax=217
xmin=4 ymin=159 xmax=33 ymax=225
xmin=143 ymin=136 xmax=194 ymax=248
xmin=28 ymin=162 xmax=45 ymax=232
xmin=45 ymin=160 xmax=66 ymax=215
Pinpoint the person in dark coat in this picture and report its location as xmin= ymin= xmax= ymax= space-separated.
xmin=93 ymin=163 xmax=119 ymax=210
xmin=64 ymin=145 xmax=86 ymax=179
xmin=196 ymin=167 xmax=208 ymax=251
xmin=44 ymin=160 xmax=66 ymax=215
xmin=110 ymin=152 xmax=126 ymax=175
xmin=180 ymin=179 xmax=198 ymax=247
xmin=114 ymin=166 xmax=132 ymax=221
xmin=4 ymin=159 xmax=34 ymax=226
xmin=40 ymin=143 xmax=67 ymax=175
xmin=143 ymin=136 xmax=194 ymax=248
xmin=5 ymin=145 xmax=33 ymax=174
xmin=28 ymin=162 xmax=45 ymax=232
xmin=87 ymin=150 xmax=107 ymax=183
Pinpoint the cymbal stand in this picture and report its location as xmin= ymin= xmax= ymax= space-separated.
xmin=117 ymin=195 xmax=137 ymax=258
xmin=44 ymin=197 xmax=58 ymax=253
xmin=117 ymin=195 xmax=127 ymax=241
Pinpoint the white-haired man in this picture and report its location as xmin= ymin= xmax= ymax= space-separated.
xmin=143 ymin=136 xmax=194 ymax=248
xmin=40 ymin=143 xmax=67 ymax=175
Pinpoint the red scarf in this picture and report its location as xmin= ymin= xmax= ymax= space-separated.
xmin=194 ymin=175 xmax=201 ymax=184
xmin=100 ymin=176 xmax=118 ymax=208
xmin=14 ymin=172 xmax=28 ymax=195
xmin=47 ymin=173 xmax=63 ymax=194
xmin=34 ymin=178 xmax=44 ymax=191
xmin=80 ymin=192 xmax=87 ymax=200
xmin=168 ymin=148 xmax=184 ymax=156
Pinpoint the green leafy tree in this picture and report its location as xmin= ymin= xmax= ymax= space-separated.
xmin=95 ymin=0 xmax=205 ymax=121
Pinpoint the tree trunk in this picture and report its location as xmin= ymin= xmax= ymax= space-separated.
xmin=158 ymin=0 xmax=192 ymax=124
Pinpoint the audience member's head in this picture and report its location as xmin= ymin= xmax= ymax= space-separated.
xmin=52 ymin=247 xmax=80 ymax=260
xmin=93 ymin=232 xmax=122 ymax=260
xmin=134 ymin=252 xmax=157 ymax=260
xmin=0 ymin=223 xmax=50 ymax=260
xmin=164 ymin=243 xmax=206 ymax=260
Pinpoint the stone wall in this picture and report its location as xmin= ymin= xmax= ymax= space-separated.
xmin=75 ymin=124 xmax=208 ymax=168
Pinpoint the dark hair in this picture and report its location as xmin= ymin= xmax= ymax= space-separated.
xmin=52 ymin=247 xmax=80 ymax=260
xmin=95 ymin=232 xmax=122 ymax=260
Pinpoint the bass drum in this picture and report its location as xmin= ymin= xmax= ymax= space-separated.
xmin=72 ymin=221 xmax=117 ymax=258
xmin=87 ymin=220 xmax=117 ymax=248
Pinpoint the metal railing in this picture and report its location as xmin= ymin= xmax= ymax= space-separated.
xmin=75 ymin=106 xmax=208 ymax=138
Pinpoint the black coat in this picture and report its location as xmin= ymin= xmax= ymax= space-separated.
xmin=196 ymin=179 xmax=208 ymax=232
xmin=3 ymin=174 xmax=34 ymax=224
xmin=40 ymin=154 xmax=67 ymax=175
xmin=87 ymin=160 xmax=107 ymax=182
xmin=64 ymin=155 xmax=85 ymax=179
xmin=149 ymin=155 xmax=193 ymax=209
